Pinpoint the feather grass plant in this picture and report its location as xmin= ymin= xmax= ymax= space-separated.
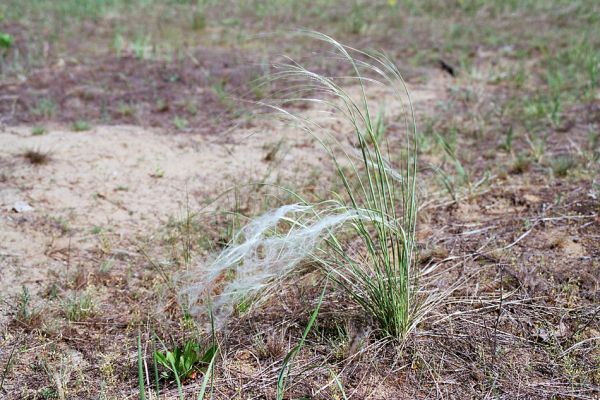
xmin=183 ymin=32 xmax=447 ymax=340
xmin=285 ymin=32 xmax=419 ymax=338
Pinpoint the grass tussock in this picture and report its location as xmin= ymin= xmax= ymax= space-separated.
xmin=183 ymin=32 xmax=450 ymax=340
xmin=22 ymin=148 xmax=51 ymax=165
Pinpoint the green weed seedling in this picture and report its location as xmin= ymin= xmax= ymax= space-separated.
xmin=32 ymin=98 xmax=56 ymax=118
xmin=499 ymin=126 xmax=513 ymax=153
xmin=551 ymin=155 xmax=577 ymax=178
xmin=62 ymin=289 xmax=96 ymax=321
xmin=526 ymin=134 xmax=547 ymax=163
xmin=113 ymin=32 xmax=124 ymax=58
xmin=154 ymin=340 xmax=216 ymax=382
xmin=151 ymin=165 xmax=165 ymax=178
xmin=510 ymin=153 xmax=531 ymax=174
xmin=31 ymin=126 xmax=48 ymax=136
xmin=173 ymin=116 xmax=189 ymax=131
xmin=16 ymin=285 xmax=35 ymax=323
xmin=192 ymin=8 xmax=206 ymax=31
xmin=72 ymin=120 xmax=91 ymax=132
xmin=0 ymin=32 xmax=14 ymax=49
xmin=133 ymin=34 xmax=151 ymax=59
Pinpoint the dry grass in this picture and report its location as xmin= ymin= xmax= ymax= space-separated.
xmin=21 ymin=148 xmax=51 ymax=165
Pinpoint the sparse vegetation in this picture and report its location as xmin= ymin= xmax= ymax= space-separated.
xmin=31 ymin=126 xmax=47 ymax=136
xmin=154 ymin=340 xmax=216 ymax=382
xmin=173 ymin=116 xmax=188 ymax=131
xmin=510 ymin=152 xmax=531 ymax=174
xmin=0 ymin=32 xmax=13 ymax=49
xmin=71 ymin=120 xmax=91 ymax=132
xmin=62 ymin=289 xmax=96 ymax=321
xmin=15 ymin=286 xmax=36 ymax=324
xmin=31 ymin=98 xmax=56 ymax=119
xmin=1 ymin=1 xmax=598 ymax=399
xmin=22 ymin=148 xmax=51 ymax=165
xmin=551 ymin=154 xmax=578 ymax=177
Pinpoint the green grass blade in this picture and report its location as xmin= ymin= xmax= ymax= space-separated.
xmin=137 ymin=333 xmax=146 ymax=400
xmin=197 ymin=347 xmax=218 ymax=400
xmin=276 ymin=280 xmax=327 ymax=400
xmin=169 ymin=355 xmax=184 ymax=400
xmin=151 ymin=334 xmax=161 ymax=396
xmin=330 ymin=369 xmax=348 ymax=400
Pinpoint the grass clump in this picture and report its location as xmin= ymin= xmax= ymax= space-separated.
xmin=72 ymin=120 xmax=91 ymax=132
xmin=22 ymin=148 xmax=51 ymax=165
xmin=551 ymin=155 xmax=577 ymax=177
xmin=276 ymin=36 xmax=420 ymax=338
xmin=31 ymin=126 xmax=47 ymax=136
xmin=62 ymin=290 xmax=95 ymax=321
xmin=173 ymin=116 xmax=189 ymax=131
xmin=183 ymin=33 xmax=443 ymax=340
xmin=31 ymin=98 xmax=56 ymax=118
xmin=14 ymin=286 xmax=42 ymax=329
xmin=510 ymin=153 xmax=531 ymax=174
xmin=0 ymin=32 xmax=14 ymax=49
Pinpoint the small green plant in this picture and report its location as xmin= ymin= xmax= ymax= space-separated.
xmin=31 ymin=126 xmax=47 ymax=136
xmin=192 ymin=9 xmax=206 ymax=31
xmin=133 ymin=33 xmax=150 ymax=59
xmin=113 ymin=32 xmax=124 ymax=57
xmin=435 ymin=128 xmax=458 ymax=156
xmin=347 ymin=1 xmax=367 ymax=34
xmin=99 ymin=259 xmax=113 ymax=274
xmin=211 ymin=80 xmax=227 ymax=103
xmin=38 ymin=387 xmax=58 ymax=399
xmin=210 ymin=79 xmax=239 ymax=115
xmin=72 ymin=120 xmax=91 ymax=131
xmin=526 ymin=134 xmax=547 ymax=163
xmin=587 ymin=52 xmax=599 ymax=94
xmin=510 ymin=153 xmax=531 ymax=174
xmin=235 ymin=296 xmax=252 ymax=314
xmin=435 ymin=133 xmax=473 ymax=199
xmin=551 ymin=155 xmax=577 ymax=177
xmin=499 ymin=126 xmax=514 ymax=152
xmin=154 ymin=340 xmax=216 ymax=382
xmin=62 ymin=290 xmax=95 ymax=321
xmin=438 ymin=159 xmax=474 ymax=202
xmin=138 ymin=316 xmax=218 ymax=399
xmin=523 ymin=92 xmax=561 ymax=128
xmin=173 ymin=116 xmax=189 ymax=131
xmin=150 ymin=165 xmax=165 ymax=178
xmin=0 ymin=32 xmax=14 ymax=49
xmin=117 ymin=102 xmax=135 ymax=117
xmin=16 ymin=286 xmax=33 ymax=322
xmin=0 ymin=338 xmax=19 ymax=392
xmin=32 ymin=98 xmax=56 ymax=118
xmin=249 ymin=71 xmax=270 ymax=100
